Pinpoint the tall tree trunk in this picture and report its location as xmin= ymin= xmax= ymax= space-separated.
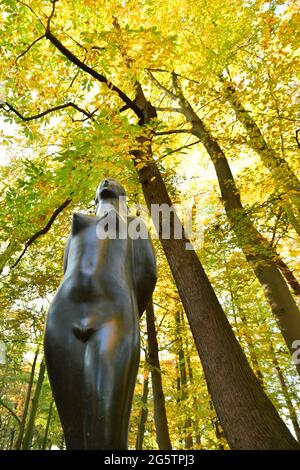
xmin=135 ymin=367 xmax=149 ymax=450
xmin=275 ymin=257 xmax=300 ymax=299
xmin=222 ymin=80 xmax=300 ymax=235
xmin=146 ymin=301 xmax=172 ymax=450
xmin=9 ymin=430 xmax=15 ymax=450
xmin=175 ymin=310 xmax=193 ymax=449
xmin=227 ymin=264 xmax=300 ymax=441
xmin=58 ymin=433 xmax=65 ymax=450
xmin=184 ymin=329 xmax=202 ymax=448
xmin=269 ymin=342 xmax=300 ymax=442
xmin=15 ymin=349 xmax=39 ymax=450
xmin=223 ymin=259 xmax=264 ymax=385
xmin=171 ymin=75 xmax=300 ymax=377
xmin=131 ymin=84 xmax=299 ymax=449
xmin=42 ymin=399 xmax=54 ymax=451
xmin=237 ymin=309 xmax=264 ymax=385
xmin=214 ymin=419 xmax=226 ymax=450
xmin=208 ymin=400 xmax=227 ymax=449
xmin=22 ymin=361 xmax=46 ymax=450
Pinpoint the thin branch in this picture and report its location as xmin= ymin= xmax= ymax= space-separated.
xmin=160 ymin=139 xmax=201 ymax=160
xmin=171 ymin=71 xmax=183 ymax=97
xmin=91 ymin=46 xmax=106 ymax=52
xmin=64 ymin=31 xmax=88 ymax=54
xmin=151 ymin=72 xmax=221 ymax=114
xmin=296 ymin=129 xmax=300 ymax=149
xmin=146 ymin=70 xmax=178 ymax=101
xmin=0 ymin=399 xmax=21 ymax=425
xmin=45 ymin=30 xmax=143 ymax=119
xmin=153 ymin=301 xmax=169 ymax=311
xmin=156 ymin=106 xmax=183 ymax=114
xmin=3 ymin=102 xmax=94 ymax=121
xmin=146 ymin=68 xmax=203 ymax=86
xmin=11 ymin=198 xmax=72 ymax=269
xmin=155 ymin=128 xmax=192 ymax=136
xmin=66 ymin=72 xmax=80 ymax=92
xmin=270 ymin=207 xmax=283 ymax=247
xmin=247 ymin=112 xmax=300 ymax=123
xmin=17 ymin=1 xmax=44 ymax=27
xmin=195 ymin=96 xmax=223 ymax=114
xmin=71 ymin=107 xmax=98 ymax=122
xmin=15 ymin=35 xmax=46 ymax=63
xmin=119 ymin=104 xmax=130 ymax=113
xmin=146 ymin=68 xmax=171 ymax=74
xmin=46 ymin=0 xmax=58 ymax=33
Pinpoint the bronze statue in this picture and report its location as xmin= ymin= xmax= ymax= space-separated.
xmin=44 ymin=178 xmax=157 ymax=449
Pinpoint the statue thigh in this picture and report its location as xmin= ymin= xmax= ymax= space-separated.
xmin=82 ymin=319 xmax=140 ymax=450
xmin=45 ymin=313 xmax=140 ymax=450
xmin=44 ymin=328 xmax=85 ymax=450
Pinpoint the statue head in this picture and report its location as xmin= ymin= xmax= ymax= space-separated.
xmin=95 ymin=178 xmax=126 ymax=205
xmin=95 ymin=178 xmax=127 ymax=218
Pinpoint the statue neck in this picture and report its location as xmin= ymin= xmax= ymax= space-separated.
xmin=96 ymin=198 xmax=127 ymax=221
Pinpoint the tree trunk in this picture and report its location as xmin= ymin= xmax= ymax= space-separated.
xmin=132 ymin=85 xmax=299 ymax=449
xmin=15 ymin=349 xmax=39 ymax=450
xmin=42 ymin=399 xmax=54 ymax=451
xmin=237 ymin=308 xmax=264 ymax=385
xmin=223 ymin=260 xmax=264 ymax=385
xmin=146 ymin=301 xmax=172 ymax=450
xmin=175 ymin=310 xmax=193 ymax=449
xmin=184 ymin=328 xmax=202 ymax=447
xmin=269 ymin=342 xmax=300 ymax=442
xmin=213 ymin=417 xmax=226 ymax=450
xmin=135 ymin=368 xmax=149 ymax=450
xmin=276 ymin=257 xmax=300 ymax=299
xmin=22 ymin=361 xmax=46 ymax=450
xmin=9 ymin=430 xmax=15 ymax=450
xmin=172 ymin=77 xmax=300 ymax=377
xmin=222 ymin=80 xmax=300 ymax=235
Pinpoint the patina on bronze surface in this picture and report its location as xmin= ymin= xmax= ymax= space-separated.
xmin=44 ymin=179 xmax=157 ymax=450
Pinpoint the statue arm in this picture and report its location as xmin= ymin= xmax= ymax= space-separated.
xmin=63 ymin=235 xmax=71 ymax=274
xmin=131 ymin=218 xmax=157 ymax=316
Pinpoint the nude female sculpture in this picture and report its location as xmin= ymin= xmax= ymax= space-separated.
xmin=44 ymin=178 xmax=157 ymax=449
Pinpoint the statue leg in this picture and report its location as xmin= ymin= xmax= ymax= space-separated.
xmin=82 ymin=319 xmax=140 ymax=449
xmin=44 ymin=332 xmax=85 ymax=449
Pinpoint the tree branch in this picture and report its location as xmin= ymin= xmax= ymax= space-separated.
xmin=11 ymin=198 xmax=72 ymax=269
xmin=0 ymin=399 xmax=21 ymax=425
xmin=15 ymin=35 xmax=46 ymax=63
xmin=146 ymin=70 xmax=178 ymax=101
xmin=71 ymin=107 xmax=98 ymax=122
xmin=156 ymin=106 xmax=183 ymax=114
xmin=45 ymin=30 xmax=143 ymax=119
xmin=119 ymin=104 xmax=130 ymax=113
xmin=160 ymin=139 xmax=201 ymax=159
xmin=2 ymin=102 xmax=95 ymax=121
xmin=17 ymin=1 xmax=44 ymax=27
xmin=46 ymin=0 xmax=59 ymax=32
xmin=296 ymin=129 xmax=300 ymax=149
xmin=146 ymin=68 xmax=201 ymax=85
xmin=155 ymin=128 xmax=192 ymax=136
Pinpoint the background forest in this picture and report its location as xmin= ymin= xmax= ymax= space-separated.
xmin=0 ymin=0 xmax=300 ymax=450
